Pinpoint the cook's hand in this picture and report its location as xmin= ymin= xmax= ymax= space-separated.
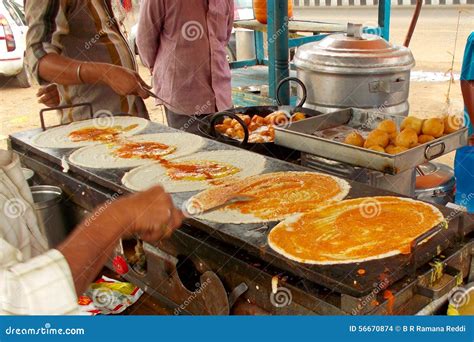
xmin=114 ymin=186 xmax=183 ymax=242
xmin=37 ymin=84 xmax=60 ymax=107
xmin=103 ymin=65 xmax=151 ymax=99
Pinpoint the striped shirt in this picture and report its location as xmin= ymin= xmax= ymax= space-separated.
xmin=0 ymin=245 xmax=78 ymax=315
xmin=25 ymin=0 xmax=148 ymax=123
xmin=0 ymin=151 xmax=78 ymax=315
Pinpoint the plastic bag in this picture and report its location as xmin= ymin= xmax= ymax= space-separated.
xmin=78 ymin=276 xmax=143 ymax=315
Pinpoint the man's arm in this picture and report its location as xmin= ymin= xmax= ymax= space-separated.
xmin=25 ymin=0 xmax=150 ymax=98
xmin=58 ymin=186 xmax=183 ymax=295
xmin=136 ymin=0 xmax=165 ymax=70
xmin=37 ymin=54 xmax=151 ymax=98
xmin=0 ymin=186 xmax=182 ymax=314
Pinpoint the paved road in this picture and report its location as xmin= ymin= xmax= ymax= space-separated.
xmin=295 ymin=6 xmax=473 ymax=72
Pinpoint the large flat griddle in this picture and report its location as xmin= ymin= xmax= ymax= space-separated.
xmin=9 ymin=122 xmax=466 ymax=297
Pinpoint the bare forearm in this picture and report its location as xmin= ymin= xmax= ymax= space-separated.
xmin=38 ymin=53 xmax=150 ymax=98
xmin=56 ymin=186 xmax=183 ymax=296
xmin=37 ymin=53 xmax=114 ymax=86
xmin=57 ymin=212 xmax=126 ymax=295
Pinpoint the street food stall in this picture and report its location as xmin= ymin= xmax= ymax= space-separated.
xmin=8 ymin=101 xmax=474 ymax=315
xmin=7 ymin=0 xmax=474 ymax=316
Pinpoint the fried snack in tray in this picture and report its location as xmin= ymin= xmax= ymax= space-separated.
xmin=343 ymin=115 xmax=463 ymax=155
xmin=344 ymin=132 xmax=365 ymax=147
xmin=215 ymin=111 xmax=307 ymax=143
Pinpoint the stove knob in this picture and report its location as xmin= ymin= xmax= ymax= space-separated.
xmin=112 ymin=255 xmax=129 ymax=275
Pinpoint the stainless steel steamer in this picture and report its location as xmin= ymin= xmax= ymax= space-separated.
xmin=292 ymin=23 xmax=415 ymax=116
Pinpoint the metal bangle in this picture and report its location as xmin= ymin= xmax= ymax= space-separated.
xmin=76 ymin=63 xmax=84 ymax=84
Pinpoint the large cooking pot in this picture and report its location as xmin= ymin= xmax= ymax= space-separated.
xmin=415 ymin=162 xmax=455 ymax=205
xmin=292 ymin=23 xmax=415 ymax=116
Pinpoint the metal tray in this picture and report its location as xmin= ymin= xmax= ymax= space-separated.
xmin=274 ymin=108 xmax=468 ymax=175
xmin=197 ymin=105 xmax=323 ymax=161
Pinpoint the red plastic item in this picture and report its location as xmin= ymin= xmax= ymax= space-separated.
xmin=121 ymin=0 xmax=132 ymax=12
xmin=112 ymin=255 xmax=129 ymax=275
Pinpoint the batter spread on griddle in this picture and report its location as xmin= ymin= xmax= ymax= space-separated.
xmin=192 ymin=172 xmax=351 ymax=223
xmin=268 ymin=196 xmax=446 ymax=264
xmin=163 ymin=160 xmax=240 ymax=181
xmin=68 ymin=124 xmax=139 ymax=143
xmin=113 ymin=141 xmax=177 ymax=160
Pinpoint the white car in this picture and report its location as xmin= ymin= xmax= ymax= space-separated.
xmin=0 ymin=0 xmax=30 ymax=87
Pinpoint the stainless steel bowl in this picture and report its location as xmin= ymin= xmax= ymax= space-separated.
xmin=415 ymin=162 xmax=455 ymax=205
xmin=31 ymin=185 xmax=70 ymax=248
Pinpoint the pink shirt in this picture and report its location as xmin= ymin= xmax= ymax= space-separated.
xmin=137 ymin=0 xmax=234 ymax=115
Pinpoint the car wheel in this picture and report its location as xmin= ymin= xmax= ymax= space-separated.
xmin=16 ymin=65 xmax=32 ymax=88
